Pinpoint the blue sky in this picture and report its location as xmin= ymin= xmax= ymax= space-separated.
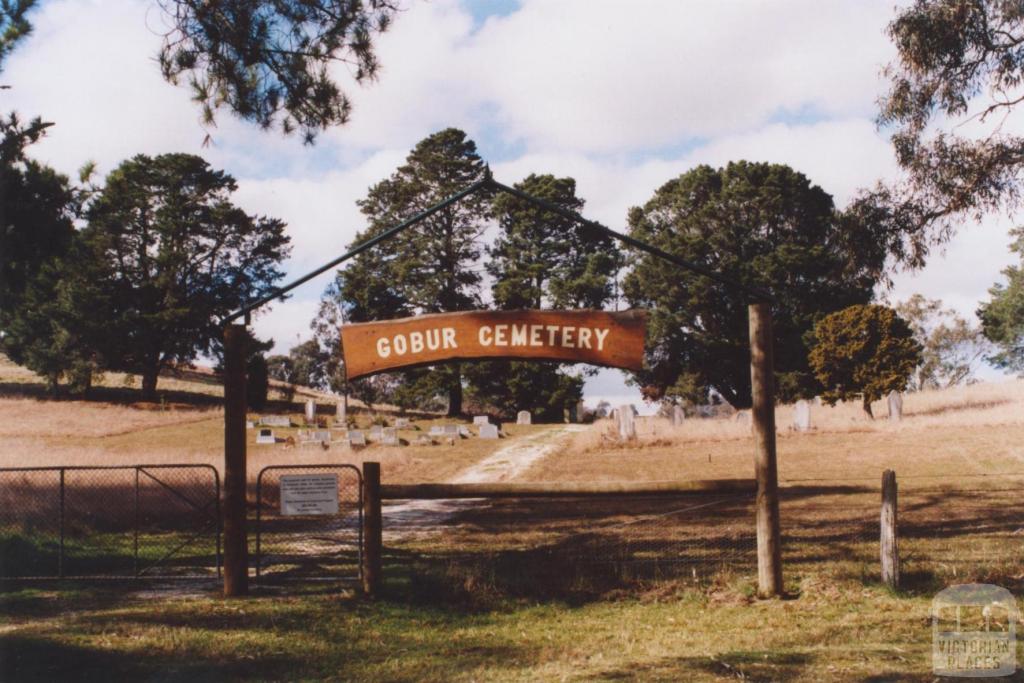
xmin=3 ymin=0 xmax=1018 ymax=408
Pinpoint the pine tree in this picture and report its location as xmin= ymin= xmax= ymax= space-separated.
xmin=465 ymin=174 xmax=621 ymax=420
xmin=318 ymin=128 xmax=489 ymax=415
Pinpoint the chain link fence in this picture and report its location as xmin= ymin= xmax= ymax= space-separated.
xmin=0 ymin=465 xmax=221 ymax=580
xmin=254 ymin=465 xmax=362 ymax=585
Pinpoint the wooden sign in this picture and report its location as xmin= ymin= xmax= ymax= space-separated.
xmin=340 ymin=309 xmax=647 ymax=380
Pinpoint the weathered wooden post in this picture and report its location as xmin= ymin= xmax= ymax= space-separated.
xmin=362 ymin=461 xmax=383 ymax=597
xmin=223 ymin=323 xmax=249 ymax=597
xmin=881 ymin=469 xmax=899 ymax=590
xmin=749 ymin=303 xmax=783 ymax=597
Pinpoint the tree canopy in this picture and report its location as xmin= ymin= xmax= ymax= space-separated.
xmin=623 ymin=161 xmax=885 ymax=409
xmin=979 ymin=227 xmax=1024 ymax=372
xmin=78 ymin=153 xmax=290 ymax=399
xmin=318 ymin=127 xmax=489 ymax=415
xmin=809 ymin=304 xmax=922 ymax=416
xmin=895 ymin=294 xmax=989 ymax=389
xmin=864 ymin=0 xmax=1024 ymax=267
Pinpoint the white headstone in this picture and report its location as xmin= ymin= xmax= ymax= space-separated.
xmin=473 ymin=415 xmax=490 ymax=426
xmin=382 ymin=427 xmax=399 ymax=446
xmin=813 ymin=395 xmax=823 ymax=407
xmin=617 ymin=403 xmax=636 ymax=441
xmin=887 ymin=390 xmax=903 ymax=422
xmin=335 ymin=401 xmax=346 ymax=424
xmin=792 ymin=400 xmax=812 ymax=432
xmin=671 ymin=405 xmax=686 ymax=426
xmin=347 ymin=430 xmax=366 ymax=447
xmin=517 ymin=410 xmax=531 ymax=425
xmin=443 ymin=424 xmax=459 ymax=437
xmin=256 ymin=428 xmax=275 ymax=445
xmin=567 ymin=403 xmax=578 ymax=423
xmin=246 ymin=419 xmax=255 ymax=429
xmin=479 ymin=424 xmax=499 ymax=439
xmin=416 ymin=434 xmax=434 ymax=446
xmin=395 ymin=417 xmax=411 ymax=429
xmin=304 ymin=399 xmax=316 ymax=424
xmin=428 ymin=425 xmax=445 ymax=436
xmin=369 ymin=425 xmax=384 ymax=440
xmin=260 ymin=415 xmax=291 ymax=427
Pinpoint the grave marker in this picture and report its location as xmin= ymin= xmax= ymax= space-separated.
xmin=473 ymin=416 xmax=490 ymax=426
xmin=428 ymin=425 xmax=445 ymax=436
xmin=479 ymin=424 xmax=499 ymax=439
xmin=792 ymin=399 xmax=811 ymax=432
xmin=260 ymin=415 xmax=291 ymax=427
xmin=517 ymin=410 xmax=531 ymax=425
xmin=617 ymin=404 xmax=636 ymax=440
xmin=887 ymin=391 xmax=903 ymax=422
xmin=671 ymin=405 xmax=685 ymax=426
xmin=348 ymin=430 xmax=366 ymax=447
xmin=369 ymin=425 xmax=384 ymax=440
xmin=304 ymin=399 xmax=316 ymax=424
xmin=335 ymin=401 xmax=346 ymax=424
xmin=256 ymin=428 xmax=275 ymax=445
xmin=382 ymin=427 xmax=399 ymax=446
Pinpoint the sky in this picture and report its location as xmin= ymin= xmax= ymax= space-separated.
xmin=3 ymin=0 xmax=1019 ymax=410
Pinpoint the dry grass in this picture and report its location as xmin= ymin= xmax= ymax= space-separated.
xmin=523 ymin=379 xmax=1024 ymax=483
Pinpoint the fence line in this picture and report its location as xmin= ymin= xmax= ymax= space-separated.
xmin=0 ymin=465 xmax=221 ymax=580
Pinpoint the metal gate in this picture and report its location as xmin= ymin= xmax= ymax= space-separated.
xmin=0 ymin=465 xmax=221 ymax=580
xmin=254 ymin=465 xmax=362 ymax=584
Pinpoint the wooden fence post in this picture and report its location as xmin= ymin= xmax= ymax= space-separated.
xmin=749 ymin=303 xmax=783 ymax=598
xmin=881 ymin=469 xmax=899 ymax=590
xmin=223 ymin=323 xmax=249 ymax=597
xmin=362 ymin=461 xmax=382 ymax=597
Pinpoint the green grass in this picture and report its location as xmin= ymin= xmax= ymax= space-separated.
xmin=4 ymin=569 xmax=1021 ymax=682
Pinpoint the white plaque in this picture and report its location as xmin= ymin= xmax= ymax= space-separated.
xmin=279 ymin=474 xmax=339 ymax=516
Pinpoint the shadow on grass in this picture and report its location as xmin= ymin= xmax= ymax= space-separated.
xmin=0 ymin=634 xmax=300 ymax=683
xmin=592 ymin=650 xmax=815 ymax=682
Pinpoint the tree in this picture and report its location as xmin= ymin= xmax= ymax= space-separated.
xmin=809 ymin=304 xmax=922 ymax=417
xmin=979 ymin=227 xmax=1024 ymax=372
xmin=158 ymin=0 xmax=399 ymax=142
xmin=896 ymin=294 xmax=989 ymax=389
xmin=465 ymin=173 xmax=621 ymax=420
xmin=0 ymin=112 xmax=98 ymax=394
xmin=318 ymin=128 xmax=490 ymax=415
xmin=80 ymin=153 xmax=290 ymax=400
xmin=0 ymin=0 xmax=35 ymax=72
xmin=864 ymin=0 xmax=1024 ymax=267
xmin=3 ymin=1 xmax=398 ymax=142
xmin=623 ymin=162 xmax=886 ymax=408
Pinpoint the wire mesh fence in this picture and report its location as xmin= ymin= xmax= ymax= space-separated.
xmin=779 ymin=473 xmax=1024 ymax=589
xmin=0 ymin=465 xmax=221 ymax=580
xmin=383 ymin=493 xmax=758 ymax=599
xmin=253 ymin=465 xmax=362 ymax=584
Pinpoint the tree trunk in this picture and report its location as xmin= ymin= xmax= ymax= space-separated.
xmin=863 ymin=397 xmax=874 ymax=419
xmin=141 ymin=365 xmax=160 ymax=401
xmin=447 ymin=365 xmax=463 ymax=417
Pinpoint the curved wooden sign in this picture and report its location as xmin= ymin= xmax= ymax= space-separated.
xmin=340 ymin=309 xmax=647 ymax=380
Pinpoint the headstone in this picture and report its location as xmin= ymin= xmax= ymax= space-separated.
xmin=443 ymin=424 xmax=459 ymax=437
xmin=473 ymin=415 xmax=490 ymax=426
xmin=347 ymin=430 xmax=366 ymax=447
xmin=428 ymin=425 xmax=445 ymax=436
xmin=335 ymin=401 xmax=346 ymax=424
xmin=382 ymin=427 xmax=399 ymax=446
xmin=479 ymin=424 xmax=499 ymax=439
xmin=671 ymin=405 xmax=686 ymax=426
xmin=813 ymin=395 xmax=823 ymax=407
xmin=260 ymin=415 xmax=291 ymax=427
xmin=887 ymin=390 xmax=903 ymax=422
xmin=416 ymin=434 xmax=434 ymax=446
xmin=304 ymin=399 xmax=316 ymax=424
xmin=246 ymin=419 xmax=255 ymax=429
xmin=517 ymin=410 xmax=531 ymax=425
xmin=458 ymin=425 xmax=471 ymax=438
xmin=567 ymin=403 xmax=578 ymax=423
xmin=395 ymin=417 xmax=411 ymax=429
xmin=616 ymin=403 xmax=636 ymax=440
xmin=369 ymin=425 xmax=384 ymax=440
xmin=734 ymin=410 xmax=751 ymax=425
xmin=792 ymin=399 xmax=812 ymax=432
xmin=256 ymin=428 xmax=275 ymax=445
